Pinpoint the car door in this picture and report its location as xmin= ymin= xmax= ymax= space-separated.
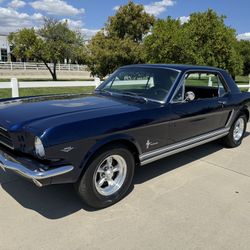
xmin=168 ymin=71 xmax=232 ymax=144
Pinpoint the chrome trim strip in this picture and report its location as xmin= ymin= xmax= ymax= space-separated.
xmin=0 ymin=149 xmax=74 ymax=184
xmin=0 ymin=128 xmax=14 ymax=150
xmin=140 ymin=128 xmax=229 ymax=165
xmin=0 ymin=141 xmax=14 ymax=150
xmin=0 ymin=126 xmax=14 ymax=150
xmin=120 ymin=65 xmax=182 ymax=74
xmin=0 ymin=126 xmax=7 ymax=132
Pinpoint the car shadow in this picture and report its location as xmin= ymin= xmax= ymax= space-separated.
xmin=1 ymin=132 xmax=249 ymax=219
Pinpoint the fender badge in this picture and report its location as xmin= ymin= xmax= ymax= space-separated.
xmin=146 ymin=140 xmax=159 ymax=149
xmin=61 ymin=146 xmax=74 ymax=153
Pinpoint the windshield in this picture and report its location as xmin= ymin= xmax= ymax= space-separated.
xmin=98 ymin=67 xmax=180 ymax=102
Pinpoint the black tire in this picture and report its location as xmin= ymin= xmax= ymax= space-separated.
xmin=75 ymin=144 xmax=135 ymax=209
xmin=222 ymin=113 xmax=247 ymax=148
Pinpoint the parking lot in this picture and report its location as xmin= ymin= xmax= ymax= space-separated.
xmin=1 ymin=128 xmax=250 ymax=250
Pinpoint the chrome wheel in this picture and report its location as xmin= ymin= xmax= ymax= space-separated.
xmin=233 ymin=117 xmax=245 ymax=141
xmin=94 ymin=155 xmax=127 ymax=196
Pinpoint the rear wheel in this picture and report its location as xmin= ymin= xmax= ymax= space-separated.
xmin=76 ymin=144 xmax=135 ymax=209
xmin=222 ymin=114 xmax=247 ymax=148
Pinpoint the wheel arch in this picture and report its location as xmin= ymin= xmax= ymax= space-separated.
xmin=239 ymin=106 xmax=249 ymax=121
xmin=80 ymin=134 xmax=142 ymax=175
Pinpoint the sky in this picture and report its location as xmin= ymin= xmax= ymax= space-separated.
xmin=0 ymin=0 xmax=249 ymax=40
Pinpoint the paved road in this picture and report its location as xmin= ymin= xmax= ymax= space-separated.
xmin=1 ymin=128 xmax=250 ymax=250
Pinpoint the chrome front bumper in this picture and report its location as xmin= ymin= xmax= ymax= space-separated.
xmin=0 ymin=149 xmax=74 ymax=187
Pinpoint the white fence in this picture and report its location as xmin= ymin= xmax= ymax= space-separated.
xmin=238 ymin=84 xmax=250 ymax=91
xmin=0 ymin=78 xmax=100 ymax=98
xmin=0 ymin=77 xmax=249 ymax=98
xmin=0 ymin=62 xmax=88 ymax=71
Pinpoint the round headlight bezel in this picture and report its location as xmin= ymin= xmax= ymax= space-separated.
xmin=34 ymin=136 xmax=45 ymax=159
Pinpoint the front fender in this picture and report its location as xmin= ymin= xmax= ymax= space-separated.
xmin=80 ymin=133 xmax=142 ymax=170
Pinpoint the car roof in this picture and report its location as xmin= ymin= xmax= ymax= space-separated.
xmin=120 ymin=64 xmax=225 ymax=72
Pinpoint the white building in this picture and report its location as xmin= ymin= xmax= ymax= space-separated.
xmin=0 ymin=34 xmax=11 ymax=62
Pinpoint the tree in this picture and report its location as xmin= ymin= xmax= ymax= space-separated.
xmin=144 ymin=18 xmax=197 ymax=64
xmin=9 ymin=18 xmax=84 ymax=80
xmin=106 ymin=1 xmax=154 ymax=42
xmin=86 ymin=32 xmax=144 ymax=78
xmin=144 ymin=9 xmax=243 ymax=78
xmin=183 ymin=9 xmax=242 ymax=78
xmin=237 ymin=40 xmax=250 ymax=76
xmin=86 ymin=1 xmax=154 ymax=78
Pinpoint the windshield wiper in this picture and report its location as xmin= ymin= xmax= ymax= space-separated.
xmin=120 ymin=91 xmax=148 ymax=103
xmin=121 ymin=91 xmax=139 ymax=96
xmin=97 ymin=89 xmax=113 ymax=96
xmin=97 ymin=89 xmax=148 ymax=103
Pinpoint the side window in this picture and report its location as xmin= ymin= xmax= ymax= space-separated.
xmin=173 ymin=72 xmax=227 ymax=102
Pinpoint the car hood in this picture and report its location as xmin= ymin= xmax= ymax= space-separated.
xmin=0 ymin=94 xmax=138 ymax=131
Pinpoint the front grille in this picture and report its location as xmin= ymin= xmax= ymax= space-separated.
xmin=0 ymin=127 xmax=13 ymax=149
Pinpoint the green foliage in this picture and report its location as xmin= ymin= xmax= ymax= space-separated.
xmin=86 ymin=1 xmax=154 ymax=78
xmin=86 ymin=32 xmax=144 ymax=78
xmin=237 ymin=40 xmax=250 ymax=75
xmin=144 ymin=9 xmax=243 ymax=77
xmin=9 ymin=18 xmax=85 ymax=80
xmin=38 ymin=19 xmax=84 ymax=64
xmin=8 ymin=28 xmax=40 ymax=59
xmin=184 ymin=9 xmax=242 ymax=77
xmin=106 ymin=1 xmax=154 ymax=42
xmin=144 ymin=18 xmax=197 ymax=64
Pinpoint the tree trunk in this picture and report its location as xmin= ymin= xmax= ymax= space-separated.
xmin=43 ymin=61 xmax=57 ymax=81
xmin=53 ymin=62 xmax=57 ymax=81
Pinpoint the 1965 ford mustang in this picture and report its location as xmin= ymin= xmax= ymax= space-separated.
xmin=0 ymin=64 xmax=249 ymax=208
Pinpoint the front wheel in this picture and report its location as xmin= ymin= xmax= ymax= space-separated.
xmin=75 ymin=144 xmax=135 ymax=209
xmin=222 ymin=114 xmax=247 ymax=148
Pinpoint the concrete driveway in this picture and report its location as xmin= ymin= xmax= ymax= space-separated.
xmin=1 ymin=128 xmax=250 ymax=250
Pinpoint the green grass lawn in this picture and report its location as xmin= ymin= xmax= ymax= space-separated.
xmin=235 ymin=75 xmax=249 ymax=84
xmin=0 ymin=86 xmax=95 ymax=99
xmin=235 ymin=76 xmax=250 ymax=92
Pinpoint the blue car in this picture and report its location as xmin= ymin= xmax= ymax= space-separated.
xmin=0 ymin=64 xmax=249 ymax=208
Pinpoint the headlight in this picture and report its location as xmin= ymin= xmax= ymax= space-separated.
xmin=34 ymin=137 xmax=45 ymax=159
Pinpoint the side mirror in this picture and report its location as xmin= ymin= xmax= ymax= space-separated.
xmin=185 ymin=91 xmax=195 ymax=102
